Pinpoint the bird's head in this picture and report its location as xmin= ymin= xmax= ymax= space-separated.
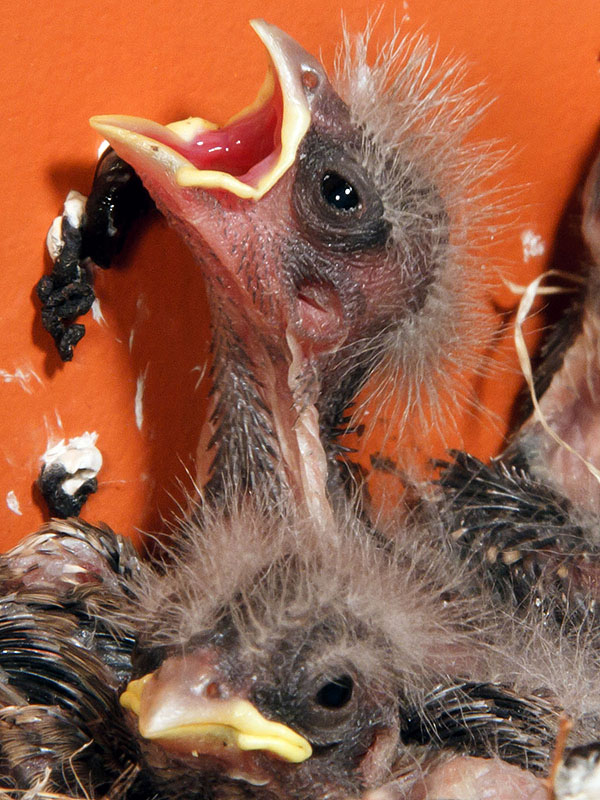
xmin=90 ymin=21 xmax=489 ymax=454
xmin=119 ymin=506 xmax=480 ymax=799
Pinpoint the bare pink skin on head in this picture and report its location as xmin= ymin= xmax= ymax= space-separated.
xmin=90 ymin=20 xmax=466 ymax=517
xmin=89 ymin=37 xmax=357 ymax=515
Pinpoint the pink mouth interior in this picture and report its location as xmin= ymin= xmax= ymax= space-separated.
xmin=153 ymin=81 xmax=283 ymax=183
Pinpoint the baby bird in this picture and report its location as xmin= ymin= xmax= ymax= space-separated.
xmin=0 ymin=498 xmax=567 ymax=800
xmin=81 ymin=19 xmax=600 ymax=636
xmin=0 ymin=520 xmax=141 ymax=795
xmin=39 ymin=20 xmax=492 ymax=513
xmin=438 ymin=148 xmax=600 ymax=624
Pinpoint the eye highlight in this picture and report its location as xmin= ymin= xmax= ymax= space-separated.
xmin=315 ymin=675 xmax=354 ymax=709
xmin=321 ymin=173 xmax=361 ymax=212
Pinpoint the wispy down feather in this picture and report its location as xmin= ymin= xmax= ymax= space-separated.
xmin=332 ymin=22 xmax=509 ymax=450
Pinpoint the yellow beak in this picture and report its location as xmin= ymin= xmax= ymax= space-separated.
xmin=120 ymin=671 xmax=312 ymax=764
xmin=90 ymin=19 xmax=319 ymax=201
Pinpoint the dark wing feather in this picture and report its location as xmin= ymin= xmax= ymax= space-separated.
xmin=437 ymin=450 xmax=600 ymax=623
xmin=402 ymin=682 xmax=557 ymax=773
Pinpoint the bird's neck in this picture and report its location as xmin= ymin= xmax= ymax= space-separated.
xmin=316 ymin=341 xmax=386 ymax=501
xmin=196 ymin=300 xmax=334 ymax=525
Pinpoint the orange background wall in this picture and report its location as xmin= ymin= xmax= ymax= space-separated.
xmin=0 ymin=0 xmax=598 ymax=549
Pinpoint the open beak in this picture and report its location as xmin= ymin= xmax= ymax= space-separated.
xmin=88 ymin=21 xmax=341 ymax=511
xmin=90 ymin=20 xmax=320 ymax=201
xmin=120 ymin=666 xmax=312 ymax=765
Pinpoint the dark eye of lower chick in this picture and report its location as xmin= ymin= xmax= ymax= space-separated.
xmin=315 ymin=675 xmax=354 ymax=708
xmin=321 ymin=172 xmax=360 ymax=212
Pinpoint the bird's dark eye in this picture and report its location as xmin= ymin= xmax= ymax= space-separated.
xmin=293 ymin=669 xmax=360 ymax=744
xmin=315 ymin=675 xmax=353 ymax=709
xmin=292 ymin=130 xmax=390 ymax=254
xmin=321 ymin=173 xmax=360 ymax=212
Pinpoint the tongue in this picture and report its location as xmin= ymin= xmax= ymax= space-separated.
xmin=163 ymin=83 xmax=283 ymax=178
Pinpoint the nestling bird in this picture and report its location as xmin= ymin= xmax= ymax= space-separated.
xmin=0 ymin=497 xmax=572 ymax=800
xmin=38 ymin=19 xmax=495 ymax=516
xmin=423 ymin=141 xmax=600 ymax=791
xmin=0 ymin=519 xmax=141 ymax=795
xmin=438 ymin=148 xmax=600 ymax=627
xmin=76 ymin=17 xmax=600 ymax=636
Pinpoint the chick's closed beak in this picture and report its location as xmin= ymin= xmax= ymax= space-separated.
xmin=120 ymin=658 xmax=312 ymax=764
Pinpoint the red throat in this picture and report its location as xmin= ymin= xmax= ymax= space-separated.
xmin=145 ymin=82 xmax=283 ymax=187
